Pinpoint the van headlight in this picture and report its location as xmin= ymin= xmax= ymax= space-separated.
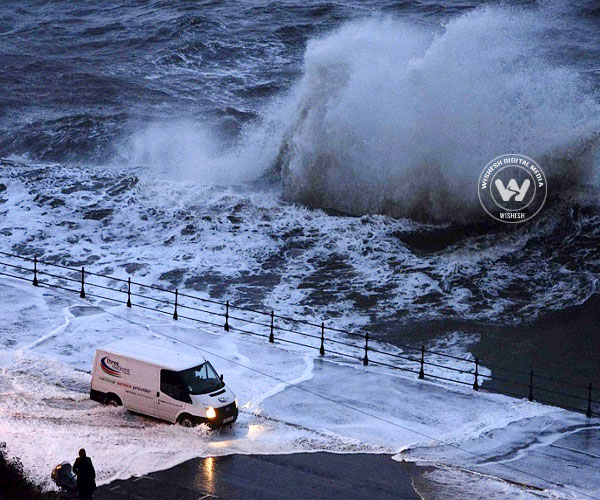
xmin=206 ymin=406 xmax=217 ymax=419
xmin=234 ymin=399 xmax=238 ymax=408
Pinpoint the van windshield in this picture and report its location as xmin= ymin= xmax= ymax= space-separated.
xmin=178 ymin=361 xmax=224 ymax=395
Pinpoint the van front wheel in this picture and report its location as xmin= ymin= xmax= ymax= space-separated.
xmin=178 ymin=415 xmax=196 ymax=428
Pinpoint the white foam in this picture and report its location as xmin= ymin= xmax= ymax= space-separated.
xmin=277 ymin=10 xmax=600 ymax=221
xmin=0 ymin=278 xmax=597 ymax=498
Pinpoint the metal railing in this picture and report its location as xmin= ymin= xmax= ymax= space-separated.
xmin=0 ymin=250 xmax=597 ymax=418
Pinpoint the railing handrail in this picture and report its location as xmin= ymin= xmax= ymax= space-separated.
xmin=0 ymin=250 xmax=597 ymax=418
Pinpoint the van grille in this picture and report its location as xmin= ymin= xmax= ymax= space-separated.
xmin=215 ymin=401 xmax=237 ymax=419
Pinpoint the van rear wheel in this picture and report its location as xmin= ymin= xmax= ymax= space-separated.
xmin=104 ymin=394 xmax=121 ymax=407
xmin=179 ymin=415 xmax=196 ymax=428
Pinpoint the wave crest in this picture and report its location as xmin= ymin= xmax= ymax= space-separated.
xmin=277 ymin=9 xmax=600 ymax=221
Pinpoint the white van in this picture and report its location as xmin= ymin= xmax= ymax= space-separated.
xmin=90 ymin=339 xmax=238 ymax=427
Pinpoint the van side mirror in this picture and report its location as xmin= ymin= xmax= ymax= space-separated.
xmin=220 ymin=374 xmax=223 ymax=382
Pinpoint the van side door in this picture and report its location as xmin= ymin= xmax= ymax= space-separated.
xmin=120 ymin=358 xmax=156 ymax=416
xmin=157 ymin=369 xmax=191 ymax=423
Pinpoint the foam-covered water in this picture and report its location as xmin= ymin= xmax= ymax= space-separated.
xmin=1 ymin=279 xmax=598 ymax=499
xmin=1 ymin=0 xmax=600 ymax=410
xmin=1 ymin=159 xmax=598 ymax=327
xmin=2 ymin=3 xmax=600 ymax=495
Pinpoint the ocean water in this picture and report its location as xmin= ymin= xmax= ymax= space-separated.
xmin=1 ymin=1 xmax=599 ymax=388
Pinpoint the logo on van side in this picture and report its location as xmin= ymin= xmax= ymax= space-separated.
xmin=100 ymin=357 xmax=130 ymax=378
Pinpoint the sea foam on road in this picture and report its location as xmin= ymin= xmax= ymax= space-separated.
xmin=0 ymin=278 xmax=597 ymax=498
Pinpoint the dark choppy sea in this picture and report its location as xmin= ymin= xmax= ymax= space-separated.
xmin=1 ymin=0 xmax=599 ymax=393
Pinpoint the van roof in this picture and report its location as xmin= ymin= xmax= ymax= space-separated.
xmin=99 ymin=339 xmax=206 ymax=371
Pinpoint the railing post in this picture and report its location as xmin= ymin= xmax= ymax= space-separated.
xmin=473 ymin=357 xmax=479 ymax=391
xmin=269 ymin=311 xmax=274 ymax=343
xmin=80 ymin=267 xmax=86 ymax=298
xmin=363 ymin=333 xmax=369 ymax=366
xmin=419 ymin=346 xmax=425 ymax=379
xmin=173 ymin=289 xmax=178 ymax=320
xmin=528 ymin=369 xmax=534 ymax=401
xmin=320 ymin=322 xmax=325 ymax=356
xmin=587 ymin=383 xmax=593 ymax=418
xmin=224 ymin=300 xmax=230 ymax=331
xmin=33 ymin=256 xmax=39 ymax=287
xmin=126 ymin=277 xmax=132 ymax=308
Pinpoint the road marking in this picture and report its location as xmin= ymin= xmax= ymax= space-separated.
xmin=109 ymin=485 xmax=120 ymax=491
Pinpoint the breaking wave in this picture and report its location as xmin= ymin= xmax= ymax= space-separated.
xmin=275 ymin=8 xmax=600 ymax=221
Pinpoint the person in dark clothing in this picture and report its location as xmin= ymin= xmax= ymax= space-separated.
xmin=73 ymin=449 xmax=96 ymax=499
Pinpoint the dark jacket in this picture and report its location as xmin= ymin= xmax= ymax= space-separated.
xmin=73 ymin=456 xmax=96 ymax=499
